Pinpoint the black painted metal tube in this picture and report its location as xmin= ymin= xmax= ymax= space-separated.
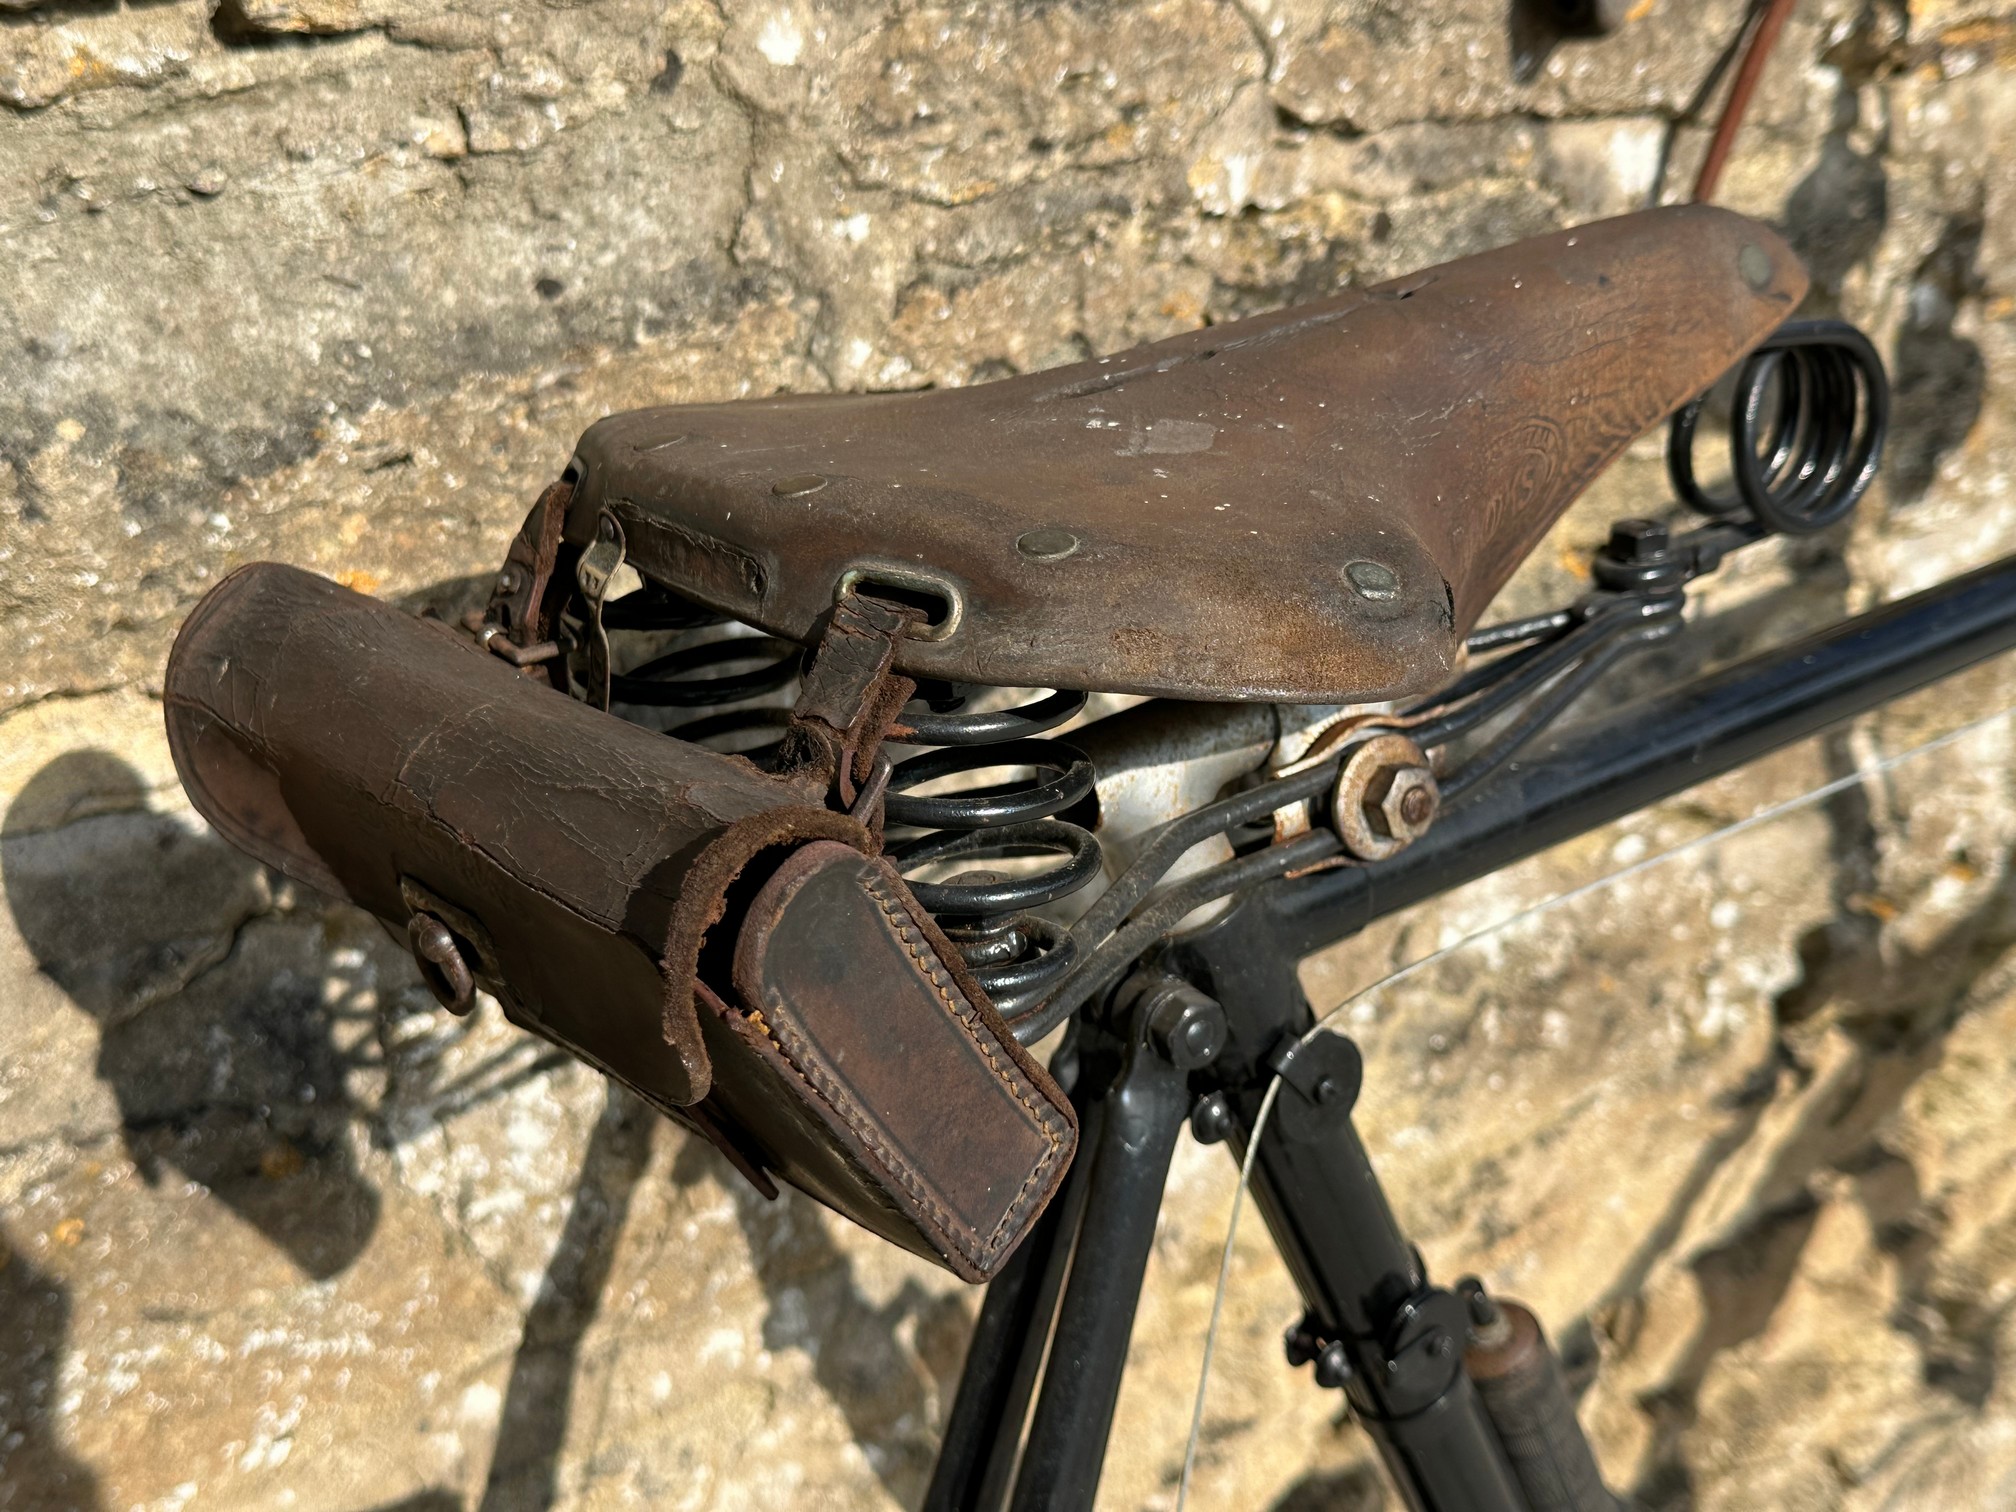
xmin=1270 ymin=552 xmax=2016 ymax=958
xmin=1009 ymin=1052 xmax=1191 ymax=1512
xmin=922 ymin=1186 xmax=1077 ymax=1512
xmin=1194 ymin=951 xmax=1529 ymax=1512
xmin=1248 ymin=1124 xmax=1530 ymax=1512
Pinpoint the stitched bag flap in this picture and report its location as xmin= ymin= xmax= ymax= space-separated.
xmin=729 ymin=840 xmax=1076 ymax=1279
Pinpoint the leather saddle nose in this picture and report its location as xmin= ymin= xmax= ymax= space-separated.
xmin=564 ymin=204 xmax=1806 ymax=704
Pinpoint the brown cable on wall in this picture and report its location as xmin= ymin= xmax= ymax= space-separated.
xmin=1692 ymin=0 xmax=1800 ymax=202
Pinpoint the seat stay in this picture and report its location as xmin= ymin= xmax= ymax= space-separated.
xmin=565 ymin=205 xmax=1806 ymax=704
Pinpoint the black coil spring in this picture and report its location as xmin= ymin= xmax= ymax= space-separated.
xmin=601 ymin=586 xmax=803 ymax=757
xmin=884 ymin=684 xmax=1103 ymax=1018
xmin=1667 ymin=318 xmax=1889 ymax=536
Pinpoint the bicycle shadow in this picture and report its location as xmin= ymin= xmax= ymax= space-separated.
xmin=476 ymin=1086 xmax=656 ymax=1512
xmin=1887 ymin=211 xmax=1986 ymax=510
xmin=1593 ymin=819 xmax=2016 ymax=1509
xmin=2 ymin=750 xmax=382 ymax=1280
xmin=668 ymin=1134 xmax=974 ymax=1509
xmin=0 ymin=1235 xmax=102 ymax=1512
xmin=1267 ymin=1462 xmax=1389 ymax=1511
xmin=466 ymin=1101 xmax=968 ymax=1512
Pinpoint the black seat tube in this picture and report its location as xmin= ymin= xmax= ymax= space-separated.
xmin=923 ymin=1148 xmax=1087 ymax=1512
xmin=1246 ymin=1114 xmax=1528 ymax=1512
xmin=1008 ymin=1025 xmax=1193 ymax=1511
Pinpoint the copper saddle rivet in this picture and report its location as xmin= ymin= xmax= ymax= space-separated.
xmin=772 ymin=473 xmax=828 ymax=497
xmin=408 ymin=911 xmax=477 ymax=1016
xmin=1739 ymin=242 xmax=1773 ymax=291
xmin=1017 ymin=527 xmax=1081 ymax=562
xmin=1344 ymin=560 xmax=1400 ymax=601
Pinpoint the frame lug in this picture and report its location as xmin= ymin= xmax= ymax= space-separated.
xmin=1379 ymin=1287 xmax=1471 ymax=1416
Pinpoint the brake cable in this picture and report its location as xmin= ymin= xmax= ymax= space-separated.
xmin=1177 ymin=691 xmax=2016 ymax=1510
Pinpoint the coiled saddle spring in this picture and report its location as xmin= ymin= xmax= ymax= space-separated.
xmin=1667 ymin=317 xmax=1888 ymax=535
xmin=594 ymin=593 xmax=1104 ymax=1017
xmin=600 ymin=587 xmax=803 ymax=757
xmin=883 ymin=683 xmax=1103 ymax=1019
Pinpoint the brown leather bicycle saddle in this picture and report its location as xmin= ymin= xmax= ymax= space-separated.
xmin=566 ymin=205 xmax=1805 ymax=703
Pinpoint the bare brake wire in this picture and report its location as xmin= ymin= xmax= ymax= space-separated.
xmin=1174 ymin=693 xmax=2016 ymax=1510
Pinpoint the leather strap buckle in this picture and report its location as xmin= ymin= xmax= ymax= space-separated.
xmin=775 ymin=589 xmax=923 ymax=812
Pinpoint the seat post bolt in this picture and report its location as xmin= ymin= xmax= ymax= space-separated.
xmin=1609 ymin=518 xmax=1669 ymax=562
xmin=1142 ymin=982 xmax=1228 ymax=1071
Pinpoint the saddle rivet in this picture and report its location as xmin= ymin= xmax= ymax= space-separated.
xmin=1016 ymin=527 xmax=1081 ymax=562
xmin=1345 ymin=559 xmax=1400 ymax=600
xmin=772 ymin=473 xmax=829 ymax=497
xmin=1739 ymin=242 xmax=1773 ymax=291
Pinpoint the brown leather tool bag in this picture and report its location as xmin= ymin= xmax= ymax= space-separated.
xmin=162 ymin=562 xmax=1075 ymax=1280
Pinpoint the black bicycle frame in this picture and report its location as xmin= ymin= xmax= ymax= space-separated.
xmin=924 ymin=551 xmax=2016 ymax=1512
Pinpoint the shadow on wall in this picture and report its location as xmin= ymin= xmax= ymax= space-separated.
xmin=1782 ymin=109 xmax=1888 ymax=318
xmin=477 ymin=1085 xmax=657 ymax=1512
xmin=1779 ymin=22 xmax=1986 ymax=512
xmin=0 ymin=1236 xmax=101 ymax=1512
xmin=2 ymin=603 xmax=959 ymax=1507
xmin=1269 ymin=1462 xmax=1390 ymax=1511
xmin=0 ymin=742 xmax=651 ymax=1511
xmin=669 ymin=1136 xmax=975 ymax=1510
xmin=473 ymin=1087 xmax=973 ymax=1511
xmin=1887 ymin=212 xmax=1986 ymax=509
xmin=1 ymin=750 xmax=382 ymax=1280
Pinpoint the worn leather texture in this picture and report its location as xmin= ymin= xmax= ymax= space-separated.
xmin=726 ymin=842 xmax=1077 ymax=1280
xmin=561 ymin=204 xmax=1807 ymax=703
xmin=163 ymin=562 xmax=838 ymax=1106
xmin=163 ymin=564 xmax=1076 ymax=1278
xmin=771 ymin=592 xmax=920 ymax=798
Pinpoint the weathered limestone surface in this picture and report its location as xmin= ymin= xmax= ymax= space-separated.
xmin=4 ymin=2 xmax=2016 ymax=1509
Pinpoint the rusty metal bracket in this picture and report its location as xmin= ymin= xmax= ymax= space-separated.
xmin=399 ymin=876 xmax=513 ymax=1018
xmin=483 ymin=478 xmax=571 ymax=644
xmin=478 ymin=629 xmax=561 ymax=668
xmin=1271 ymin=705 xmax=1440 ymax=844
xmin=574 ymin=510 xmax=628 ymax=711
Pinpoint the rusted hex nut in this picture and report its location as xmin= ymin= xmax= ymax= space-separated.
xmin=1332 ymin=733 xmax=1439 ymax=862
xmin=408 ymin=912 xmax=478 ymax=1016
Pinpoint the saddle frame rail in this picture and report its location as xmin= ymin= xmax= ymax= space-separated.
xmin=923 ymin=553 xmax=2016 ymax=1512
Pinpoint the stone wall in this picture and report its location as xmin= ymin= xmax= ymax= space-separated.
xmin=4 ymin=1 xmax=2016 ymax=1508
